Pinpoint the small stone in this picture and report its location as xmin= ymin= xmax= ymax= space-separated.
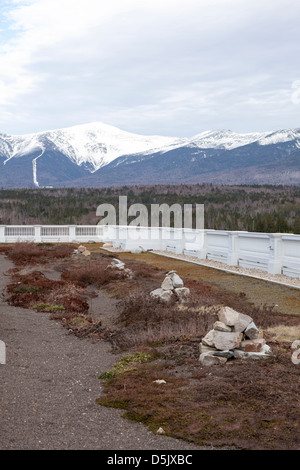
xmin=202 ymin=329 xmax=215 ymax=348
xmin=78 ymin=245 xmax=86 ymax=253
xmin=199 ymin=352 xmax=228 ymax=366
xmin=153 ymin=380 xmax=167 ymax=384
xmin=111 ymin=258 xmax=125 ymax=267
xmin=213 ymin=331 xmax=243 ymax=351
xmin=244 ymin=321 xmax=260 ymax=340
xmin=213 ymin=321 xmax=232 ymax=332
xmin=156 ymin=427 xmax=166 ymax=434
xmin=82 ymin=249 xmax=91 ymax=256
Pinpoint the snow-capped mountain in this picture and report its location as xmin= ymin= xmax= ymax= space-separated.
xmin=0 ymin=122 xmax=299 ymax=188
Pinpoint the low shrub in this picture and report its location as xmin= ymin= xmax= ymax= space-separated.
xmin=7 ymin=242 xmax=74 ymax=265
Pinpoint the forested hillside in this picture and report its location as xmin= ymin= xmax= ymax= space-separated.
xmin=0 ymin=184 xmax=300 ymax=233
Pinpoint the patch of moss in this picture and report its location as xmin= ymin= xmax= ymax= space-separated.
xmin=13 ymin=285 xmax=43 ymax=293
xmin=30 ymin=303 xmax=65 ymax=312
xmin=98 ymin=352 xmax=155 ymax=379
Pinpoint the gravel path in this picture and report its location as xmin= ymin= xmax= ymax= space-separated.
xmin=0 ymin=255 xmax=205 ymax=450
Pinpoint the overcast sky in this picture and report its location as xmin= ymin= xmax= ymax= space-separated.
xmin=0 ymin=0 xmax=299 ymax=137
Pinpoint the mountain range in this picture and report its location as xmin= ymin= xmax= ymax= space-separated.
xmin=0 ymin=122 xmax=299 ymax=188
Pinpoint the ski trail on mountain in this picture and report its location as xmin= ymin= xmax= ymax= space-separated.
xmin=32 ymin=146 xmax=45 ymax=187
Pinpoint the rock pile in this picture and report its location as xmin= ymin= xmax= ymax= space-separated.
xmin=105 ymin=258 xmax=133 ymax=279
xmin=199 ymin=306 xmax=273 ymax=366
xmin=150 ymin=271 xmax=190 ymax=303
xmin=73 ymin=245 xmax=91 ymax=256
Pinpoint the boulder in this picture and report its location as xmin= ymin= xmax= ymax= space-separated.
xmin=244 ymin=321 xmax=260 ymax=340
xmin=168 ymin=272 xmax=184 ymax=288
xmin=161 ymin=276 xmax=174 ymax=291
xmin=239 ymin=338 xmax=266 ymax=352
xmin=233 ymin=348 xmax=272 ymax=360
xmin=199 ymin=352 xmax=228 ymax=366
xmin=199 ymin=343 xmax=217 ymax=354
xmin=111 ymin=258 xmax=125 ymax=268
xmin=233 ymin=312 xmax=253 ymax=333
xmin=218 ymin=306 xmax=240 ymax=327
xmin=202 ymin=329 xmax=215 ymax=348
xmin=213 ymin=320 xmax=232 ymax=332
xmin=213 ymin=331 xmax=243 ymax=351
xmin=174 ymin=287 xmax=190 ymax=302
xmin=150 ymin=288 xmax=173 ymax=303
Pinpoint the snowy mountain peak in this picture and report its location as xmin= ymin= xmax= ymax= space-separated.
xmin=1 ymin=122 xmax=300 ymax=188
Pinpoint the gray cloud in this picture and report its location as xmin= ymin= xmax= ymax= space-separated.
xmin=0 ymin=0 xmax=300 ymax=137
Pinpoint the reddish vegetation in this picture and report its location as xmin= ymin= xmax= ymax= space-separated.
xmin=6 ymin=242 xmax=74 ymax=265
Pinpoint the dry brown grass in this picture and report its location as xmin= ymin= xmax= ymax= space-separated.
xmin=266 ymin=325 xmax=300 ymax=343
xmin=6 ymin=242 xmax=74 ymax=265
xmin=61 ymin=259 xmax=127 ymax=287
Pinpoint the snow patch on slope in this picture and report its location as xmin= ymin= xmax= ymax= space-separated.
xmin=188 ymin=130 xmax=270 ymax=150
xmin=258 ymin=128 xmax=300 ymax=146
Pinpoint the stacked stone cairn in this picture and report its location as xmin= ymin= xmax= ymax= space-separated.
xmin=150 ymin=271 xmax=190 ymax=303
xmin=73 ymin=245 xmax=91 ymax=256
xmin=199 ymin=306 xmax=273 ymax=366
xmin=105 ymin=258 xmax=133 ymax=279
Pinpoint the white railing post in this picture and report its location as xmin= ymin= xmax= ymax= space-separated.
xmin=197 ymin=229 xmax=208 ymax=260
xmin=69 ymin=226 xmax=76 ymax=243
xmin=227 ymin=232 xmax=239 ymax=266
xmin=268 ymin=234 xmax=283 ymax=274
xmin=0 ymin=226 xmax=5 ymax=243
xmin=34 ymin=226 xmax=42 ymax=243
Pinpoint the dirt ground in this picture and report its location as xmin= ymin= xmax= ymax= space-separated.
xmin=0 ymin=243 xmax=299 ymax=450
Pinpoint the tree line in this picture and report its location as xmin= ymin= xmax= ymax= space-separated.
xmin=0 ymin=184 xmax=299 ymax=234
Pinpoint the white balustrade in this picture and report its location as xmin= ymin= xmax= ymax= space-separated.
xmin=0 ymin=225 xmax=299 ymax=278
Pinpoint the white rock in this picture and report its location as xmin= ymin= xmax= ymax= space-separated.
xmin=213 ymin=331 xmax=243 ymax=351
xmin=161 ymin=276 xmax=174 ymax=291
xmin=233 ymin=312 xmax=253 ymax=333
xmin=213 ymin=321 xmax=232 ymax=332
xmin=153 ymin=380 xmax=167 ymax=384
xmin=233 ymin=347 xmax=272 ymax=360
xmin=174 ymin=287 xmax=190 ymax=302
xmin=111 ymin=258 xmax=125 ymax=267
xmin=199 ymin=352 xmax=228 ymax=366
xmin=150 ymin=288 xmax=173 ymax=303
xmin=168 ymin=272 xmax=184 ymax=288
xmin=218 ymin=306 xmax=240 ymax=326
xmin=199 ymin=343 xmax=217 ymax=354
xmin=156 ymin=427 xmax=166 ymax=434
xmin=202 ymin=329 xmax=215 ymax=348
